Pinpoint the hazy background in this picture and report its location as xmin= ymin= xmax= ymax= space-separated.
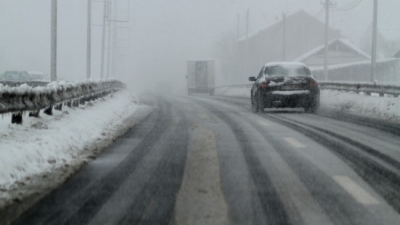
xmin=0 ymin=0 xmax=399 ymax=93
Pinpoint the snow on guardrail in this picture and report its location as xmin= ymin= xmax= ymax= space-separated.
xmin=214 ymin=81 xmax=400 ymax=98
xmin=0 ymin=80 xmax=126 ymax=124
xmin=0 ymin=81 xmax=50 ymax=88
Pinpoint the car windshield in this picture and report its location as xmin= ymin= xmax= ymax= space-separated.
xmin=267 ymin=65 xmax=309 ymax=77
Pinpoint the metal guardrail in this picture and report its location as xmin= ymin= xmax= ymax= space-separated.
xmin=0 ymin=80 xmax=125 ymax=124
xmin=318 ymin=81 xmax=400 ymax=97
xmin=215 ymin=81 xmax=400 ymax=97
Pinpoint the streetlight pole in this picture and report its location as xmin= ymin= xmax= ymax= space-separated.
xmin=100 ymin=0 xmax=108 ymax=79
xmin=371 ymin=0 xmax=378 ymax=82
xmin=282 ymin=13 xmax=286 ymax=61
xmin=86 ymin=0 xmax=91 ymax=80
xmin=111 ymin=0 xmax=119 ymax=78
xmin=244 ymin=8 xmax=249 ymax=77
xmin=323 ymin=0 xmax=330 ymax=81
xmin=51 ymin=0 xmax=57 ymax=81
xmin=106 ymin=1 xmax=112 ymax=78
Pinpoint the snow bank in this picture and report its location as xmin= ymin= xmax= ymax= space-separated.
xmin=0 ymin=90 xmax=144 ymax=189
xmin=321 ymin=90 xmax=400 ymax=123
xmin=215 ymin=86 xmax=400 ymax=123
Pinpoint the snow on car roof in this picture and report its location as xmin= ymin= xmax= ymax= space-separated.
xmin=264 ymin=62 xmax=308 ymax=67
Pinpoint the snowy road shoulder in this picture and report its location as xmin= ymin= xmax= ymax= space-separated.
xmin=0 ymin=90 xmax=152 ymax=210
xmin=320 ymin=90 xmax=400 ymax=123
xmin=215 ymin=87 xmax=400 ymax=124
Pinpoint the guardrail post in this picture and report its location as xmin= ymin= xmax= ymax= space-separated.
xmin=12 ymin=112 xmax=23 ymax=124
xmin=73 ymin=100 xmax=79 ymax=107
xmin=365 ymin=92 xmax=371 ymax=96
xmin=80 ymin=97 xmax=86 ymax=105
xmin=44 ymin=106 xmax=53 ymax=116
xmin=29 ymin=111 xmax=40 ymax=118
xmin=379 ymin=93 xmax=384 ymax=97
xmin=394 ymin=94 xmax=399 ymax=98
xmin=67 ymin=101 xmax=72 ymax=108
xmin=55 ymin=104 xmax=62 ymax=111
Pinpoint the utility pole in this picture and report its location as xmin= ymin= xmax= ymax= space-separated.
xmin=245 ymin=8 xmax=249 ymax=76
xmin=282 ymin=13 xmax=286 ymax=61
xmin=111 ymin=25 xmax=117 ymax=79
xmin=51 ymin=0 xmax=57 ymax=81
xmin=322 ymin=0 xmax=335 ymax=81
xmin=86 ymin=0 xmax=91 ymax=80
xmin=111 ymin=1 xmax=119 ymax=78
xmin=371 ymin=0 xmax=378 ymax=82
xmin=237 ymin=13 xmax=240 ymax=39
xmin=106 ymin=1 xmax=112 ymax=78
xmin=100 ymin=0 xmax=108 ymax=79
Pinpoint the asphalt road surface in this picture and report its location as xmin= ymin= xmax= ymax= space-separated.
xmin=13 ymin=95 xmax=400 ymax=225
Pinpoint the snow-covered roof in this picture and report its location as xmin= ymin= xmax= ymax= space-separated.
xmin=309 ymin=58 xmax=399 ymax=71
xmin=295 ymin=38 xmax=371 ymax=62
xmin=264 ymin=62 xmax=307 ymax=67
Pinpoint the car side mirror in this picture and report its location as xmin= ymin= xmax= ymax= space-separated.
xmin=248 ymin=76 xmax=256 ymax=82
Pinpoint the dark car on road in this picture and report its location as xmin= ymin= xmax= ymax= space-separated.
xmin=249 ymin=62 xmax=320 ymax=113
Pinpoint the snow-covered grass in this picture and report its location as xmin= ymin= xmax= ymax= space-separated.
xmin=321 ymin=90 xmax=400 ymax=123
xmin=0 ymin=90 xmax=147 ymax=192
xmin=215 ymin=87 xmax=400 ymax=123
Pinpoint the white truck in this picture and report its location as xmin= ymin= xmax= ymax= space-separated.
xmin=187 ymin=60 xmax=215 ymax=95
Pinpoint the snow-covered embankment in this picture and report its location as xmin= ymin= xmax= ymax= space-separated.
xmin=215 ymin=86 xmax=400 ymax=123
xmin=0 ymin=90 xmax=151 ymax=208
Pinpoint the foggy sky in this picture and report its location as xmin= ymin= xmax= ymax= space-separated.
xmin=0 ymin=0 xmax=399 ymax=93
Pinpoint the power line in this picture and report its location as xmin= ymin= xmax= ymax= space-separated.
xmin=304 ymin=6 xmax=324 ymax=28
xmin=313 ymin=6 xmax=325 ymax=21
xmin=334 ymin=0 xmax=362 ymax=11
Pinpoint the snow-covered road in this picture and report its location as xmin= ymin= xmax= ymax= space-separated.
xmin=10 ymin=95 xmax=400 ymax=225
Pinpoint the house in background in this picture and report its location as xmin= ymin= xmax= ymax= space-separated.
xmin=295 ymin=38 xmax=374 ymax=81
xmin=307 ymin=42 xmax=400 ymax=82
xmin=233 ymin=10 xmax=341 ymax=82
xmin=232 ymin=10 xmax=400 ymax=83
xmin=295 ymin=39 xmax=370 ymax=69
xmin=394 ymin=50 xmax=400 ymax=58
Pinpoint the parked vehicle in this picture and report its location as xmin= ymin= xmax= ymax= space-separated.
xmin=0 ymin=71 xmax=31 ymax=82
xmin=187 ymin=60 xmax=215 ymax=95
xmin=248 ymin=62 xmax=320 ymax=113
